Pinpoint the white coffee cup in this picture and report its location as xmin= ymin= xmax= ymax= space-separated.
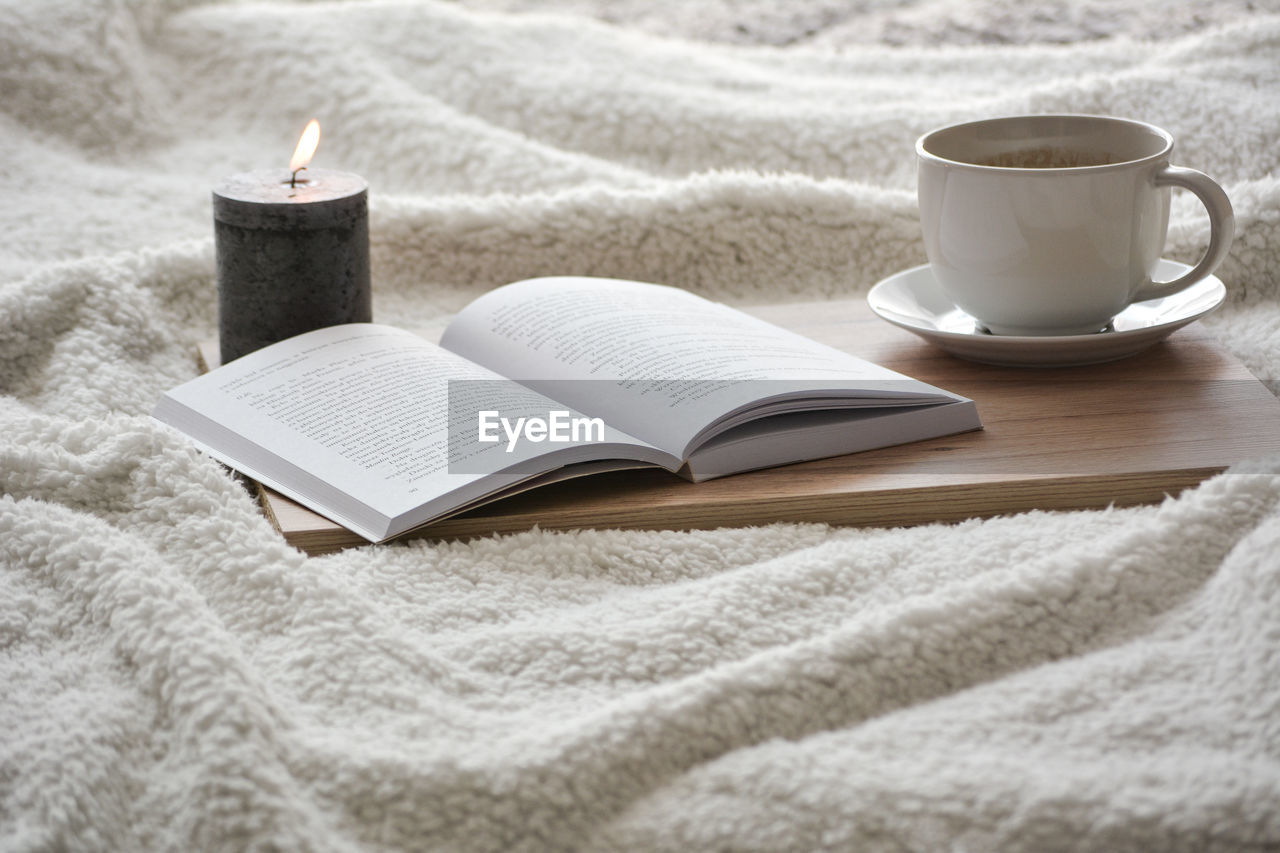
xmin=916 ymin=114 xmax=1233 ymax=336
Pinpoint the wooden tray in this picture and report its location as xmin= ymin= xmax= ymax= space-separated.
xmin=203 ymin=296 xmax=1280 ymax=555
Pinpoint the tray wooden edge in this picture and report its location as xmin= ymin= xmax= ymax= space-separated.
xmin=268 ymin=466 xmax=1225 ymax=556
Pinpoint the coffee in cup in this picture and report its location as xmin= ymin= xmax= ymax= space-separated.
xmin=916 ymin=114 xmax=1233 ymax=336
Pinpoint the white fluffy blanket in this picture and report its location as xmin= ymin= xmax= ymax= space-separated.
xmin=4 ymin=1 xmax=1280 ymax=850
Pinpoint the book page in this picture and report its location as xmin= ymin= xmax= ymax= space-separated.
xmin=155 ymin=324 xmax=670 ymax=537
xmin=441 ymin=277 xmax=954 ymax=455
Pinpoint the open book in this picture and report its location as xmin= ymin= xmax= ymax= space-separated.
xmin=153 ymin=277 xmax=980 ymax=543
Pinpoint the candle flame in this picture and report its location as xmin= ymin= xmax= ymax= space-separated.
xmin=289 ymin=119 xmax=321 ymax=173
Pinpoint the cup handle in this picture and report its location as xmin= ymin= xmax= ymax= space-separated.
xmin=1134 ymin=164 xmax=1235 ymax=302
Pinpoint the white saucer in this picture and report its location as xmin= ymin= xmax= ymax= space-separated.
xmin=866 ymin=259 xmax=1225 ymax=367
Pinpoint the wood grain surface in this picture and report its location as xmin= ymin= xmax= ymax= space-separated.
xmin=200 ymin=295 xmax=1280 ymax=555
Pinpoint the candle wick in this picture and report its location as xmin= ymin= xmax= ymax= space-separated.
xmin=290 ymin=166 xmax=307 ymax=188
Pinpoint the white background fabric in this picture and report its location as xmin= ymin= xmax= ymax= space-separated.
xmin=3 ymin=1 xmax=1280 ymax=849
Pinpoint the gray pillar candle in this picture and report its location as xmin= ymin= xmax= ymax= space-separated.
xmin=213 ymin=167 xmax=371 ymax=363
